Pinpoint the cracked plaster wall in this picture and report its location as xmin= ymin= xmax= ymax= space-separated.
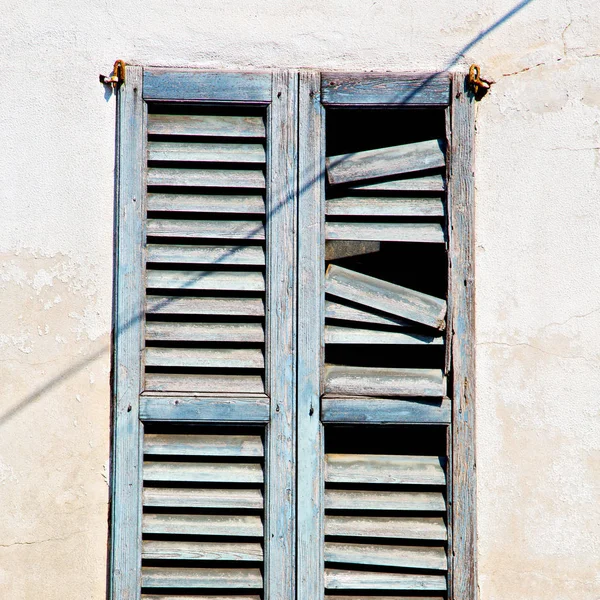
xmin=1 ymin=1 xmax=599 ymax=598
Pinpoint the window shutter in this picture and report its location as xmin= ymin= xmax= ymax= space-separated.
xmin=112 ymin=68 xmax=298 ymax=600
xmin=298 ymin=71 xmax=475 ymax=600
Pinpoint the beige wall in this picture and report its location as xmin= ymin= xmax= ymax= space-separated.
xmin=1 ymin=1 xmax=599 ymax=598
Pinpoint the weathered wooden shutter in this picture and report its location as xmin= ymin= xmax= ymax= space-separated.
xmin=298 ymin=71 xmax=475 ymax=600
xmin=112 ymin=68 xmax=297 ymax=600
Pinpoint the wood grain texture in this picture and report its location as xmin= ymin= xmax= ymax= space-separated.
xmin=297 ymin=70 xmax=326 ymax=600
xmin=325 ymin=299 xmax=411 ymax=328
xmin=264 ymin=68 xmax=298 ymax=600
xmin=147 ymin=193 xmax=265 ymax=214
xmin=146 ymin=270 xmax=265 ymax=291
xmin=142 ymin=540 xmax=263 ymax=561
xmin=324 ymin=365 xmax=446 ymax=398
xmin=142 ymin=566 xmax=263 ymax=588
xmin=148 ymin=141 xmax=266 ymax=163
xmin=326 ymin=140 xmax=445 ymax=185
xmin=145 ymin=347 xmax=264 ymax=369
xmin=348 ymin=173 xmax=445 ymax=192
xmin=324 ymin=489 xmax=446 ymax=511
xmin=143 ymin=461 xmax=263 ymax=483
xmin=321 ymin=396 xmax=451 ymax=424
xmin=326 ymin=222 xmax=444 ymax=243
xmin=146 ymin=218 xmax=265 ymax=239
xmin=326 ymin=196 xmax=444 ymax=217
xmin=146 ymin=295 xmax=265 ymax=317
xmin=143 ymin=433 xmax=264 ymax=456
xmin=325 ymin=569 xmax=446 ymax=591
xmin=325 ymin=454 xmax=446 ymax=485
xmin=326 ymin=265 xmax=446 ymax=330
xmin=321 ymin=72 xmax=451 ymax=106
xmin=325 ymin=325 xmax=443 ymax=345
xmin=148 ymin=167 xmax=266 ymax=188
xmin=145 ymin=322 xmax=264 ymax=342
xmin=326 ymin=597 xmax=443 ymax=600
xmin=147 ymin=113 xmax=266 ymax=137
xmin=139 ymin=395 xmax=270 ymax=422
xmin=142 ymin=514 xmax=263 ymax=537
xmin=145 ymin=373 xmax=265 ymax=394
xmin=146 ymin=244 xmax=266 ymax=266
xmin=324 ymin=542 xmax=446 ymax=570
xmin=143 ymin=68 xmax=272 ymax=102
xmin=110 ymin=65 xmax=144 ymax=600
xmin=449 ymin=71 xmax=477 ymax=600
xmin=142 ymin=596 xmax=261 ymax=600
xmin=143 ymin=486 xmax=264 ymax=509
xmin=325 ymin=516 xmax=447 ymax=540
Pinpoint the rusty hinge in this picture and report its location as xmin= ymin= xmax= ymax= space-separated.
xmin=99 ymin=60 xmax=126 ymax=89
xmin=467 ymin=64 xmax=492 ymax=100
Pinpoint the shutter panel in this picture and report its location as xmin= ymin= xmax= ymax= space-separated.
xmin=297 ymin=72 xmax=454 ymax=600
xmin=144 ymin=108 xmax=267 ymax=395
xmin=112 ymin=68 xmax=297 ymax=600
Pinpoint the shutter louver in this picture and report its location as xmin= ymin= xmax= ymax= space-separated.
xmin=144 ymin=108 xmax=267 ymax=394
xmin=141 ymin=426 xmax=265 ymax=598
xmin=323 ymin=426 xmax=448 ymax=597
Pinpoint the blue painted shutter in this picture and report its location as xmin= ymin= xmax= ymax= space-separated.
xmin=112 ymin=68 xmax=297 ymax=600
xmin=298 ymin=71 xmax=459 ymax=600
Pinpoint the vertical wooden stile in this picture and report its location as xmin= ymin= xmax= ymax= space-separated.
xmin=297 ymin=70 xmax=326 ymax=600
xmin=265 ymin=69 xmax=299 ymax=600
xmin=110 ymin=65 xmax=145 ymax=600
xmin=449 ymin=71 xmax=477 ymax=600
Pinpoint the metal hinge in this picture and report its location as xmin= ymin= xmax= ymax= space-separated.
xmin=467 ymin=64 xmax=492 ymax=100
xmin=99 ymin=60 xmax=126 ymax=89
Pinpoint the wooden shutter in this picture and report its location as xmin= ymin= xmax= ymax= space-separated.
xmin=297 ymin=71 xmax=475 ymax=600
xmin=112 ymin=68 xmax=298 ymax=600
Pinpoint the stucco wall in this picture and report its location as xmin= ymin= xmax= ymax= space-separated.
xmin=1 ymin=1 xmax=599 ymax=598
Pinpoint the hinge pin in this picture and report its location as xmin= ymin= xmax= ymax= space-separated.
xmin=100 ymin=60 xmax=126 ymax=89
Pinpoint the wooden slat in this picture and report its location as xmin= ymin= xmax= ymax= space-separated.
xmin=144 ymin=461 xmax=263 ymax=483
xmin=147 ymin=244 xmax=265 ymax=265
xmin=147 ymin=270 xmax=264 ymax=291
xmin=140 ymin=396 xmax=270 ymax=422
xmin=326 ymin=299 xmax=410 ymax=328
xmin=143 ymin=487 xmax=264 ymax=509
xmin=148 ymin=193 xmax=265 ymax=214
xmin=325 ymin=365 xmax=446 ymax=398
xmin=327 ymin=597 xmax=444 ymax=600
xmin=110 ymin=65 xmax=144 ymax=600
xmin=297 ymin=70 xmax=326 ymax=600
xmin=325 ymin=240 xmax=381 ymax=261
xmin=325 ymin=569 xmax=446 ymax=591
xmin=142 ymin=596 xmax=262 ymax=600
xmin=146 ymin=295 xmax=264 ymax=317
xmin=450 ymin=71 xmax=477 ymax=600
xmin=326 ymin=265 xmax=446 ymax=330
xmin=147 ymin=113 xmax=266 ymax=137
xmin=327 ymin=140 xmax=445 ymax=186
xmin=325 ymin=516 xmax=447 ymax=541
xmin=326 ymin=222 xmax=444 ymax=243
xmin=146 ymin=322 xmax=264 ymax=342
xmin=321 ymin=397 xmax=451 ymax=424
xmin=325 ymin=454 xmax=446 ymax=485
xmin=142 ymin=566 xmax=263 ymax=589
xmin=325 ymin=489 xmax=446 ymax=512
xmin=143 ymin=514 xmax=263 ymax=537
xmin=143 ymin=540 xmax=263 ymax=561
xmin=348 ymin=173 xmax=445 ymax=192
xmin=325 ymin=542 xmax=446 ymax=570
xmin=148 ymin=167 xmax=265 ymax=188
xmin=144 ymin=433 xmax=264 ymax=456
xmin=321 ymin=72 xmax=451 ymax=106
xmin=149 ymin=141 xmax=266 ymax=164
xmin=145 ymin=347 xmax=264 ymax=369
xmin=143 ymin=68 xmax=271 ymax=102
xmin=265 ymin=69 xmax=298 ymax=600
xmin=147 ymin=218 xmax=265 ymax=240
xmin=326 ymin=196 xmax=444 ymax=217
xmin=145 ymin=373 xmax=265 ymax=394
xmin=325 ymin=325 xmax=443 ymax=345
